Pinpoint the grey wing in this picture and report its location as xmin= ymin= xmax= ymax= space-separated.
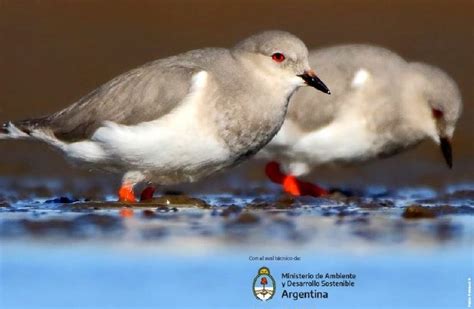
xmin=29 ymin=60 xmax=201 ymax=142
xmin=288 ymin=44 xmax=406 ymax=132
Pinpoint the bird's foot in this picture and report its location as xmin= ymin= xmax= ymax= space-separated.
xmin=299 ymin=180 xmax=329 ymax=197
xmin=282 ymin=175 xmax=329 ymax=197
xmin=265 ymin=161 xmax=329 ymax=197
xmin=118 ymin=184 xmax=136 ymax=203
xmin=282 ymin=175 xmax=302 ymax=196
xmin=140 ymin=186 xmax=156 ymax=201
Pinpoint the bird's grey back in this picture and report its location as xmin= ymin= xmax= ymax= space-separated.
xmin=19 ymin=48 xmax=235 ymax=142
xmin=287 ymin=44 xmax=408 ymax=132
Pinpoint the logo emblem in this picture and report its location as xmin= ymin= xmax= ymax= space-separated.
xmin=253 ymin=267 xmax=276 ymax=301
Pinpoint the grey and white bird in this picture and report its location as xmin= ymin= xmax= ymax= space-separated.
xmin=259 ymin=44 xmax=462 ymax=196
xmin=0 ymin=30 xmax=330 ymax=202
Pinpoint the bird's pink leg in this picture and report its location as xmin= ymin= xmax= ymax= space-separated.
xmin=265 ymin=161 xmax=329 ymax=197
xmin=140 ymin=186 xmax=156 ymax=201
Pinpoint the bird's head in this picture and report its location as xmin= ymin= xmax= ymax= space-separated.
xmin=408 ymin=62 xmax=463 ymax=168
xmin=233 ymin=30 xmax=330 ymax=95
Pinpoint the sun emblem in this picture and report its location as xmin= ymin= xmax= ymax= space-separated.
xmin=252 ymin=267 xmax=276 ymax=301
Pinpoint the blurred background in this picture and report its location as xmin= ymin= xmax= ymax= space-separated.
xmin=0 ymin=0 xmax=472 ymax=192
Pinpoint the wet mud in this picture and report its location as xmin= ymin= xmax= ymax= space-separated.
xmin=1 ymin=178 xmax=472 ymax=251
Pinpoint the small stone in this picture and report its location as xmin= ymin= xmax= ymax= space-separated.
xmin=44 ymin=196 xmax=78 ymax=204
xmin=220 ymin=205 xmax=242 ymax=217
xmin=0 ymin=201 xmax=11 ymax=208
xmin=235 ymin=212 xmax=260 ymax=224
xmin=142 ymin=209 xmax=156 ymax=218
xmin=402 ymin=205 xmax=437 ymax=219
xmin=157 ymin=206 xmax=170 ymax=212
xmin=151 ymin=195 xmax=210 ymax=208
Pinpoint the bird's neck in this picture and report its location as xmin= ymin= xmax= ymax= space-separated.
xmin=399 ymin=73 xmax=438 ymax=142
xmin=217 ymin=81 xmax=295 ymax=159
xmin=208 ymin=53 xmax=300 ymax=158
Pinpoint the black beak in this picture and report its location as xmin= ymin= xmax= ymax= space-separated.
xmin=440 ymin=137 xmax=453 ymax=169
xmin=297 ymin=70 xmax=331 ymax=94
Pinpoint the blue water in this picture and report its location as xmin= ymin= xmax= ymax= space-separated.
xmin=0 ymin=243 xmax=472 ymax=309
xmin=0 ymin=182 xmax=473 ymax=308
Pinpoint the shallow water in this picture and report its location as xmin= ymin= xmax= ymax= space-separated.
xmin=0 ymin=178 xmax=473 ymax=308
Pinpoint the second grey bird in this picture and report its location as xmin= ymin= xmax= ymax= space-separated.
xmin=259 ymin=44 xmax=462 ymax=196
xmin=0 ymin=30 xmax=330 ymax=202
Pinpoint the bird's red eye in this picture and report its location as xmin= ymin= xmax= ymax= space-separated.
xmin=432 ymin=108 xmax=444 ymax=119
xmin=271 ymin=53 xmax=285 ymax=63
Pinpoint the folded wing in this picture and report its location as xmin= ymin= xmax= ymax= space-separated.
xmin=16 ymin=59 xmax=202 ymax=142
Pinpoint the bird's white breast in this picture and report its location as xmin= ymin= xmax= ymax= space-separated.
xmin=293 ymin=113 xmax=377 ymax=164
xmin=264 ymin=67 xmax=381 ymax=172
xmin=88 ymin=71 xmax=231 ymax=181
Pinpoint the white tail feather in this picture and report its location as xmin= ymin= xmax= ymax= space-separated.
xmin=0 ymin=122 xmax=30 ymax=140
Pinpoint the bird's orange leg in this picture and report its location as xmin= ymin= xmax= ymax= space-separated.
xmin=265 ymin=161 xmax=329 ymax=197
xmin=118 ymin=183 xmax=137 ymax=203
xmin=140 ymin=186 xmax=155 ymax=201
